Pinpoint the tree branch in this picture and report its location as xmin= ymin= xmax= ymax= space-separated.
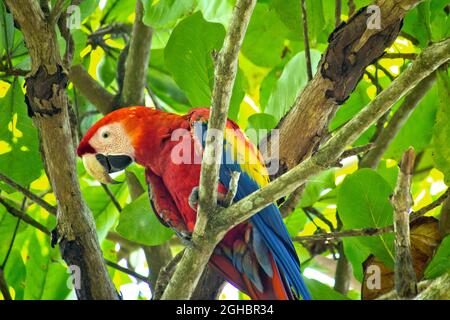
xmin=392 ymin=148 xmax=417 ymax=298
xmin=69 ymin=64 xmax=116 ymax=115
xmin=0 ymin=173 xmax=57 ymax=215
xmin=293 ymin=189 xmax=448 ymax=242
xmin=161 ymin=0 xmax=256 ymax=300
xmin=260 ymin=0 xmax=424 ymax=176
xmin=0 ymin=196 xmax=51 ymax=235
xmin=49 ymin=0 xmax=65 ymax=25
xmin=335 ymin=0 xmax=342 ymax=27
xmin=360 ymin=74 xmax=436 ymax=168
xmin=104 ymin=259 xmax=153 ymax=289
xmin=0 ymin=269 xmax=12 ymax=300
xmin=5 ymin=0 xmax=118 ymax=300
xmin=382 ymin=52 xmax=417 ymax=60
xmin=214 ymin=38 xmax=450 ymax=234
xmin=300 ymin=0 xmax=313 ymax=81
xmin=120 ymin=0 xmax=153 ymax=106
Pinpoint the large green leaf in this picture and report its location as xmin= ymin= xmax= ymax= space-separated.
xmin=0 ymin=78 xmax=43 ymax=187
xmin=264 ymin=50 xmax=321 ymax=121
xmin=116 ymin=193 xmax=174 ymax=246
xmin=4 ymin=248 xmax=26 ymax=299
xmin=241 ymin=3 xmax=292 ymax=68
xmin=24 ymin=230 xmax=70 ymax=300
xmin=101 ymin=0 xmax=137 ymax=24
xmin=142 ymin=0 xmax=195 ymax=29
xmin=98 ymin=54 xmax=117 ymax=88
xmin=304 ymin=278 xmax=349 ymax=300
xmin=196 ymin=0 xmax=234 ymax=27
xmin=342 ymin=237 xmax=372 ymax=282
xmin=164 ymin=12 xmax=225 ymax=107
xmin=147 ymin=67 xmax=190 ymax=113
xmin=432 ymin=70 xmax=450 ymax=184
xmin=284 ymin=208 xmax=307 ymax=237
xmin=0 ymin=204 xmax=20 ymax=263
xmin=424 ymin=235 xmax=450 ymax=279
xmin=329 ymin=81 xmax=371 ymax=131
xmin=300 ymin=169 xmax=336 ymax=208
xmin=337 ymin=169 xmax=395 ymax=269
xmin=82 ymin=180 xmax=127 ymax=242
xmin=0 ymin=1 xmax=14 ymax=57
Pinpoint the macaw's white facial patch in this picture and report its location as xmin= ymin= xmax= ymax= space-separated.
xmin=89 ymin=122 xmax=135 ymax=158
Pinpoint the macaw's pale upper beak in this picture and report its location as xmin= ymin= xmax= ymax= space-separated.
xmin=82 ymin=153 xmax=133 ymax=184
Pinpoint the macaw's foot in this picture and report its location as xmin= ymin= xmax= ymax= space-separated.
xmin=176 ymin=230 xmax=193 ymax=247
xmin=188 ymin=186 xmax=199 ymax=211
xmin=189 ymin=185 xmax=230 ymax=209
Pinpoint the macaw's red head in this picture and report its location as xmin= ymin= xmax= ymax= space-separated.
xmin=77 ymin=106 xmax=150 ymax=184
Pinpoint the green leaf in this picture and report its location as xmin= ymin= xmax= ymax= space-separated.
xmin=329 ymin=81 xmax=371 ymax=131
xmin=4 ymin=248 xmax=26 ymax=299
xmin=300 ymin=169 xmax=336 ymax=208
xmin=259 ymin=67 xmax=281 ymax=111
xmin=98 ymin=54 xmax=117 ymax=88
xmin=247 ymin=113 xmax=277 ymax=131
xmin=0 ymin=78 xmax=43 ymax=188
xmin=142 ymin=0 xmax=195 ymax=29
xmin=429 ymin=0 xmax=450 ymax=41
xmin=0 ymin=204 xmax=19 ymax=263
xmin=376 ymin=161 xmax=399 ymax=190
xmin=385 ymin=85 xmax=437 ymax=160
xmin=403 ymin=4 xmax=431 ymax=48
xmin=116 ymin=193 xmax=174 ymax=246
xmin=164 ymin=12 xmax=225 ymax=107
xmin=270 ymin=0 xmax=302 ymax=39
xmin=78 ymin=0 xmax=100 ymax=22
xmin=82 ymin=181 xmax=127 ymax=242
xmin=71 ymin=29 xmax=88 ymax=65
xmin=24 ymin=230 xmax=70 ymax=300
xmin=304 ymin=278 xmax=350 ymax=300
xmin=424 ymin=235 xmax=450 ymax=279
xmin=432 ymin=70 xmax=450 ymax=184
xmin=102 ymin=0 xmax=137 ymax=24
xmin=284 ymin=208 xmax=307 ymax=237
xmin=196 ymin=0 xmax=234 ymax=27
xmin=241 ymin=3 xmax=291 ymax=68
xmin=342 ymin=237 xmax=372 ymax=282
xmin=264 ymin=50 xmax=322 ymax=121
xmin=337 ymin=169 xmax=395 ymax=269
xmin=0 ymin=1 xmax=15 ymax=56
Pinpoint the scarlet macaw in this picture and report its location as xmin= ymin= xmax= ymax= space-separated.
xmin=77 ymin=106 xmax=311 ymax=300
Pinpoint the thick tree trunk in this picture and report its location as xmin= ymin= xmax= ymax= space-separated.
xmin=5 ymin=0 xmax=118 ymax=300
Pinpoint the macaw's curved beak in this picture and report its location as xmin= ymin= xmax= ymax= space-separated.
xmin=82 ymin=153 xmax=133 ymax=184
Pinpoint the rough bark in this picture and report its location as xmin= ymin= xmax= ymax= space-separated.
xmin=260 ymin=0 xmax=425 ymax=176
xmin=5 ymin=0 xmax=118 ymax=300
xmin=392 ymin=148 xmax=417 ymax=298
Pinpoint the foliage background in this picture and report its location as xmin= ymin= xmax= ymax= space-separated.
xmin=0 ymin=0 xmax=449 ymax=300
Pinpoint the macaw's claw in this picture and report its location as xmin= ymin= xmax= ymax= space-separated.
xmin=188 ymin=186 xmax=199 ymax=211
xmin=176 ymin=230 xmax=193 ymax=247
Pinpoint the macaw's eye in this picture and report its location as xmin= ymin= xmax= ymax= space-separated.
xmin=102 ymin=131 xmax=110 ymax=139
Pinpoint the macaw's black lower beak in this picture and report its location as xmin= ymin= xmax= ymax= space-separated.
xmin=96 ymin=154 xmax=133 ymax=173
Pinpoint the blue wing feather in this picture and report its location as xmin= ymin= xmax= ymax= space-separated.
xmin=194 ymin=121 xmax=311 ymax=300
